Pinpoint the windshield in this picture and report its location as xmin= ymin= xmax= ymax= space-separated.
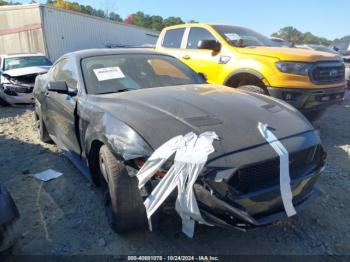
xmin=81 ymin=54 xmax=204 ymax=95
xmin=309 ymin=45 xmax=339 ymax=54
xmin=4 ymin=56 xmax=52 ymax=71
xmin=213 ymin=25 xmax=274 ymax=47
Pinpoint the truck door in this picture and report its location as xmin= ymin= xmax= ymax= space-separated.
xmin=45 ymin=58 xmax=81 ymax=155
xmin=181 ymin=27 xmax=222 ymax=84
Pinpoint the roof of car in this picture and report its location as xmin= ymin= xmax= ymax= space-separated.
xmin=0 ymin=53 xmax=46 ymax=58
xmin=61 ymin=48 xmax=165 ymax=61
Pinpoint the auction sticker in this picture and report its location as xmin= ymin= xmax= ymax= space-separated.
xmin=93 ymin=67 xmax=125 ymax=81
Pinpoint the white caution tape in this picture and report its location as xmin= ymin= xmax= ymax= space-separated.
xmin=136 ymin=131 xmax=219 ymax=238
xmin=258 ymin=122 xmax=297 ymax=217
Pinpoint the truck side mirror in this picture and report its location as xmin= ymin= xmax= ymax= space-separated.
xmin=198 ymin=40 xmax=221 ymax=53
xmin=48 ymin=81 xmax=68 ymax=94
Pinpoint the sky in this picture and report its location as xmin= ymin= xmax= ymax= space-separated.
xmin=17 ymin=0 xmax=349 ymax=40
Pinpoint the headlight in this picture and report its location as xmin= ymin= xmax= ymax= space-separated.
xmin=275 ymin=62 xmax=312 ymax=75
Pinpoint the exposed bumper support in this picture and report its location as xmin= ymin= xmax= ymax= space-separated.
xmin=267 ymin=86 xmax=346 ymax=112
xmin=195 ymin=168 xmax=323 ymax=230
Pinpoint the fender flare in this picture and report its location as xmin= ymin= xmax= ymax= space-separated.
xmin=224 ymin=69 xmax=268 ymax=86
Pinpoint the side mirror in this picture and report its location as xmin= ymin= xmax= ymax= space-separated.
xmin=197 ymin=72 xmax=207 ymax=82
xmin=198 ymin=40 xmax=221 ymax=52
xmin=47 ymin=81 xmax=68 ymax=94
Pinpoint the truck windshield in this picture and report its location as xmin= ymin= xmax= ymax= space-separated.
xmin=4 ymin=56 xmax=52 ymax=71
xmin=213 ymin=25 xmax=274 ymax=47
xmin=81 ymin=54 xmax=205 ymax=95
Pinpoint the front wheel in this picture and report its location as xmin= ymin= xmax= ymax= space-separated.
xmin=237 ymin=85 xmax=268 ymax=95
xmin=0 ymin=97 xmax=9 ymax=107
xmin=99 ymin=145 xmax=147 ymax=233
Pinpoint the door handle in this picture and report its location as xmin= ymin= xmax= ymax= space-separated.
xmin=182 ymin=55 xmax=191 ymax=60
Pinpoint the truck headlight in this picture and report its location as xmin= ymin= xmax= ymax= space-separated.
xmin=275 ymin=62 xmax=312 ymax=75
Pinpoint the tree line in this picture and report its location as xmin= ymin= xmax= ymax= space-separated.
xmin=45 ymin=0 xmax=190 ymax=31
xmin=271 ymin=26 xmax=333 ymax=46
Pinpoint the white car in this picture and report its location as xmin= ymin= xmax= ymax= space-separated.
xmin=0 ymin=53 xmax=52 ymax=106
xmin=343 ymin=56 xmax=350 ymax=88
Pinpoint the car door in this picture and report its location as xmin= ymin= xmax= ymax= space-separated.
xmin=181 ymin=27 xmax=222 ymax=84
xmin=44 ymin=58 xmax=81 ymax=155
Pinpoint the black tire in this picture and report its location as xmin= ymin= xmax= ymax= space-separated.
xmin=0 ymin=220 xmax=17 ymax=258
xmin=99 ymin=145 xmax=147 ymax=233
xmin=0 ymin=97 xmax=9 ymax=107
xmin=34 ymin=111 xmax=51 ymax=143
xmin=237 ymin=85 xmax=268 ymax=95
xmin=303 ymin=109 xmax=325 ymax=122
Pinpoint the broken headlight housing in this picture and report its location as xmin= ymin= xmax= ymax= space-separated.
xmin=275 ymin=62 xmax=312 ymax=76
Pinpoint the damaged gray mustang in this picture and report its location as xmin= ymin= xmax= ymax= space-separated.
xmin=33 ymin=49 xmax=326 ymax=237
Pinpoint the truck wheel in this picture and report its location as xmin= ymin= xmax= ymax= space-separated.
xmin=99 ymin=145 xmax=147 ymax=233
xmin=0 ymin=221 xmax=16 ymax=258
xmin=304 ymin=109 xmax=325 ymax=122
xmin=35 ymin=111 xmax=51 ymax=143
xmin=238 ymin=85 xmax=267 ymax=95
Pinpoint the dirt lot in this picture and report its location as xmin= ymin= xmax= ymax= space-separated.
xmin=0 ymin=92 xmax=349 ymax=258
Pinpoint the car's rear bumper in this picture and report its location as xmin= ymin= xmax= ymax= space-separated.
xmin=267 ymin=86 xmax=346 ymax=112
xmin=194 ymin=167 xmax=323 ymax=231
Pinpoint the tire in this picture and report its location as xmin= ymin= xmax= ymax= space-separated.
xmin=0 ymin=220 xmax=17 ymax=258
xmin=99 ymin=145 xmax=147 ymax=233
xmin=237 ymin=85 xmax=268 ymax=95
xmin=34 ymin=111 xmax=51 ymax=143
xmin=303 ymin=109 xmax=325 ymax=122
xmin=0 ymin=97 xmax=9 ymax=107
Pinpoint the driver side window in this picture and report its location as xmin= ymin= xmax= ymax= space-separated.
xmin=52 ymin=59 xmax=78 ymax=90
xmin=187 ymin=28 xmax=216 ymax=49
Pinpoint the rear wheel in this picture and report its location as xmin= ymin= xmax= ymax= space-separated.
xmin=237 ymin=85 xmax=268 ymax=94
xmin=34 ymin=111 xmax=51 ymax=143
xmin=99 ymin=145 xmax=147 ymax=233
xmin=0 ymin=220 xmax=17 ymax=258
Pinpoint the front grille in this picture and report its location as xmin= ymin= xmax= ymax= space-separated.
xmin=310 ymin=62 xmax=345 ymax=84
xmin=228 ymin=145 xmax=324 ymax=193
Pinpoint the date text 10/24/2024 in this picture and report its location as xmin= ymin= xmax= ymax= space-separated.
xmin=127 ymin=256 xmax=220 ymax=261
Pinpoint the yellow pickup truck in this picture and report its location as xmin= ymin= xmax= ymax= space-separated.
xmin=156 ymin=23 xmax=346 ymax=120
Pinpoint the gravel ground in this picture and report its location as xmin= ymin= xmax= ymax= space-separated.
xmin=0 ymin=92 xmax=349 ymax=259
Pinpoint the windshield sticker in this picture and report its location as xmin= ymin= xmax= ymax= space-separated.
xmin=225 ymin=33 xmax=240 ymax=41
xmin=93 ymin=67 xmax=126 ymax=81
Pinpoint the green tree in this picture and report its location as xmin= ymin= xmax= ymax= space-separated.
xmin=271 ymin=26 xmax=303 ymax=44
xmin=150 ymin=15 xmax=163 ymax=31
xmin=109 ymin=12 xmax=123 ymax=22
xmin=272 ymin=26 xmax=332 ymax=46
xmin=163 ymin=17 xmax=184 ymax=28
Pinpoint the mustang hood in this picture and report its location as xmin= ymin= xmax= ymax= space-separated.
xmin=87 ymin=84 xmax=314 ymax=166
xmin=237 ymin=46 xmax=341 ymax=62
xmin=3 ymin=66 xmax=51 ymax=78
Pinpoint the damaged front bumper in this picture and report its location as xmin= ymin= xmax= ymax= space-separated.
xmin=195 ymin=167 xmax=323 ymax=231
xmin=0 ymin=84 xmax=34 ymax=105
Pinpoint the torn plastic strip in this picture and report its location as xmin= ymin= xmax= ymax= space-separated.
xmin=258 ymin=122 xmax=297 ymax=217
xmin=136 ymin=131 xmax=219 ymax=238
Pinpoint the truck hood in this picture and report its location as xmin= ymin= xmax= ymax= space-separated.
xmin=86 ymin=84 xmax=314 ymax=165
xmin=3 ymin=66 xmax=51 ymax=78
xmin=237 ymin=46 xmax=341 ymax=62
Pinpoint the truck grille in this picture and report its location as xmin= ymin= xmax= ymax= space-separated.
xmin=228 ymin=145 xmax=324 ymax=193
xmin=310 ymin=62 xmax=345 ymax=84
